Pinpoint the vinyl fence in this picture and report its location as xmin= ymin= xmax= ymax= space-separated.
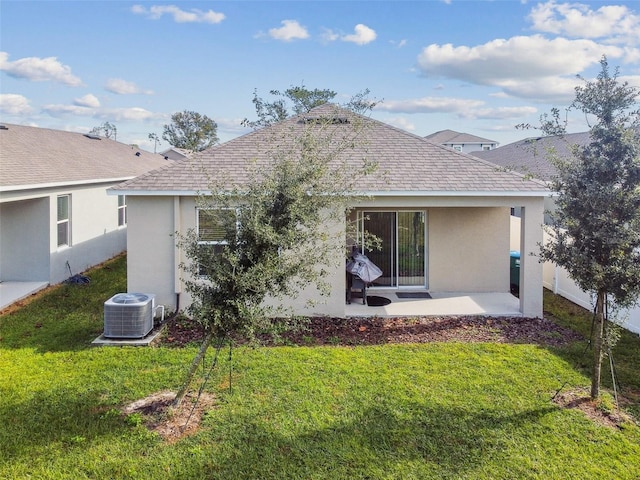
xmin=511 ymin=216 xmax=640 ymax=335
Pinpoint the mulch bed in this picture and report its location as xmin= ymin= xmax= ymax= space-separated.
xmin=162 ymin=314 xmax=583 ymax=348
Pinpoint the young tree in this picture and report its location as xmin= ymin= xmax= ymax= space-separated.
xmin=89 ymin=121 xmax=117 ymax=140
xmin=173 ymin=105 xmax=377 ymax=407
xmin=539 ymin=57 xmax=640 ymax=399
xmin=242 ymin=84 xmax=378 ymax=129
xmin=163 ymin=110 xmax=218 ymax=152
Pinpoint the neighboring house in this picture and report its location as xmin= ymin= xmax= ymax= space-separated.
xmin=160 ymin=147 xmax=192 ymax=161
xmin=425 ymin=129 xmax=499 ymax=154
xmin=0 ymin=123 xmax=171 ymax=308
xmin=110 ymin=104 xmax=549 ymax=319
xmin=473 ymin=132 xmax=640 ymax=335
xmin=472 ymin=132 xmax=591 ymax=223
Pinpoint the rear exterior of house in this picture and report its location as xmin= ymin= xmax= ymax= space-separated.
xmin=0 ymin=124 xmax=170 ymax=306
xmin=112 ymin=105 xmax=549 ymax=318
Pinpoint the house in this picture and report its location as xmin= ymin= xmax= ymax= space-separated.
xmin=110 ymin=105 xmax=549 ymax=319
xmin=425 ymin=129 xmax=499 ymax=154
xmin=160 ymin=147 xmax=192 ymax=161
xmin=472 ymin=132 xmax=640 ymax=335
xmin=472 ymin=132 xmax=591 ymax=224
xmin=0 ymin=123 xmax=171 ymax=309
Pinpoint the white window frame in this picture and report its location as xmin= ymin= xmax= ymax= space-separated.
xmin=196 ymin=207 xmax=238 ymax=276
xmin=57 ymin=194 xmax=71 ymax=248
xmin=117 ymin=195 xmax=127 ymax=227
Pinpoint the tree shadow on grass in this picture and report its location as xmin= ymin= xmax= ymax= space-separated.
xmin=201 ymin=402 xmax=557 ymax=479
xmin=0 ymin=386 xmax=134 ymax=464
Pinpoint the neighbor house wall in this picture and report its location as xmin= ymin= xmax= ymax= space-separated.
xmin=0 ymin=182 xmax=127 ymax=285
xmin=0 ymin=197 xmax=50 ymax=281
xmin=49 ymin=184 xmax=127 ymax=283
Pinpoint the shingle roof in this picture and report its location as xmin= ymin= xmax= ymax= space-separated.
xmin=112 ymin=105 xmax=547 ymax=195
xmin=425 ymin=129 xmax=498 ymax=146
xmin=471 ymin=132 xmax=591 ymax=182
xmin=0 ymin=123 xmax=172 ymax=189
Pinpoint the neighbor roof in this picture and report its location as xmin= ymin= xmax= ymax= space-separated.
xmin=0 ymin=123 xmax=171 ymax=191
xmin=425 ymin=129 xmax=498 ymax=146
xmin=112 ymin=104 xmax=548 ymax=196
xmin=471 ymin=132 xmax=592 ymax=182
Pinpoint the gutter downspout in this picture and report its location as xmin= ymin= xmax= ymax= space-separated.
xmin=174 ymin=196 xmax=182 ymax=313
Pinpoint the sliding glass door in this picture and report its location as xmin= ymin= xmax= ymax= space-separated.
xmin=359 ymin=211 xmax=427 ymax=288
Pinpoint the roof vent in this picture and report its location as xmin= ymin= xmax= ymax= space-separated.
xmin=301 ymin=116 xmax=350 ymax=125
xmin=84 ymin=134 xmax=101 ymax=140
xmin=135 ymin=151 xmax=141 ymax=157
xmin=0 ymin=125 xmax=8 ymax=130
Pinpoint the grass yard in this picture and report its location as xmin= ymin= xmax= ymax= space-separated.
xmin=1 ymin=254 xmax=639 ymax=479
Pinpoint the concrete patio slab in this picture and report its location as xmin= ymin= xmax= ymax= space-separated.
xmin=346 ymin=290 xmax=522 ymax=318
xmin=91 ymin=324 xmax=166 ymax=347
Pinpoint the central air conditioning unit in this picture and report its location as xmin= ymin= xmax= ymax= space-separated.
xmin=104 ymin=293 xmax=156 ymax=339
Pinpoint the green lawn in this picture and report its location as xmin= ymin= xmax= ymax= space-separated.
xmin=1 ymin=254 xmax=639 ymax=479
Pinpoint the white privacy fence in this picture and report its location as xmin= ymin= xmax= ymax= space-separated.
xmin=511 ymin=216 xmax=640 ymax=335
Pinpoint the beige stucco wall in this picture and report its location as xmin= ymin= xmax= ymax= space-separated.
xmin=428 ymin=207 xmax=509 ymax=292
xmin=126 ymin=196 xmax=177 ymax=310
xmin=126 ymin=194 xmax=545 ymax=318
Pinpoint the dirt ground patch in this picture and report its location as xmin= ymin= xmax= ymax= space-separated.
xmin=552 ymin=387 xmax=636 ymax=429
xmin=122 ymin=391 xmax=217 ymax=443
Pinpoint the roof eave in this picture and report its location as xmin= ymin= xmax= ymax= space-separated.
xmin=1 ymin=177 xmax=137 ymax=193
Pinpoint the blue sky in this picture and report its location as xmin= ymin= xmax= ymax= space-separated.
xmin=2 ymin=0 xmax=640 ymax=152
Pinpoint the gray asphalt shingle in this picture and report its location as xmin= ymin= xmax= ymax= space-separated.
xmin=112 ymin=105 xmax=548 ymax=195
xmin=0 ymin=123 xmax=172 ymax=189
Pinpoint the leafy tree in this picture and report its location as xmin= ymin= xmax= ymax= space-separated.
xmin=173 ymin=105 xmax=377 ymax=407
xmin=539 ymin=57 xmax=640 ymax=399
xmin=163 ymin=110 xmax=218 ymax=152
xmin=89 ymin=121 xmax=117 ymax=140
xmin=242 ymin=84 xmax=378 ymax=129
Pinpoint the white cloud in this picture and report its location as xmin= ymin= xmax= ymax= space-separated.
xmin=375 ymin=96 xmax=537 ymax=121
xmin=42 ymin=103 xmax=157 ymax=122
xmin=384 ymin=116 xmax=416 ymax=132
xmin=0 ymin=51 xmax=82 ymax=86
xmin=342 ymin=24 xmax=377 ymax=45
xmin=497 ymin=76 xmax=582 ymax=103
xmin=131 ymin=4 xmax=225 ymax=24
xmin=415 ymin=34 xmax=635 ymax=102
xmin=98 ymin=107 xmax=157 ymax=122
xmin=268 ymin=20 xmax=309 ymax=41
xmin=418 ymin=35 xmax=621 ymax=84
xmin=320 ymin=28 xmax=340 ymax=43
xmin=459 ymin=106 xmax=538 ymax=120
xmin=377 ymin=96 xmax=485 ymax=114
xmin=105 ymin=78 xmax=154 ymax=95
xmin=42 ymin=103 xmax=94 ymax=117
xmin=74 ymin=94 xmax=100 ymax=108
xmin=391 ymin=39 xmax=408 ymax=48
xmin=528 ymin=1 xmax=640 ymax=44
xmin=0 ymin=93 xmax=32 ymax=115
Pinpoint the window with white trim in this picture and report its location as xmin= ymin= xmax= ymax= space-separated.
xmin=118 ymin=195 xmax=127 ymax=226
xmin=197 ymin=208 xmax=236 ymax=275
xmin=57 ymin=194 xmax=71 ymax=247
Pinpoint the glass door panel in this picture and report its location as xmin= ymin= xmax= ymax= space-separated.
xmin=360 ymin=210 xmax=426 ymax=288
xmin=397 ymin=211 xmax=426 ymax=287
xmin=362 ymin=212 xmax=395 ymax=287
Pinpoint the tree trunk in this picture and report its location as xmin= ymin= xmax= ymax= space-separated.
xmin=173 ymin=329 xmax=214 ymax=407
xmin=591 ymin=290 xmax=606 ymax=399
